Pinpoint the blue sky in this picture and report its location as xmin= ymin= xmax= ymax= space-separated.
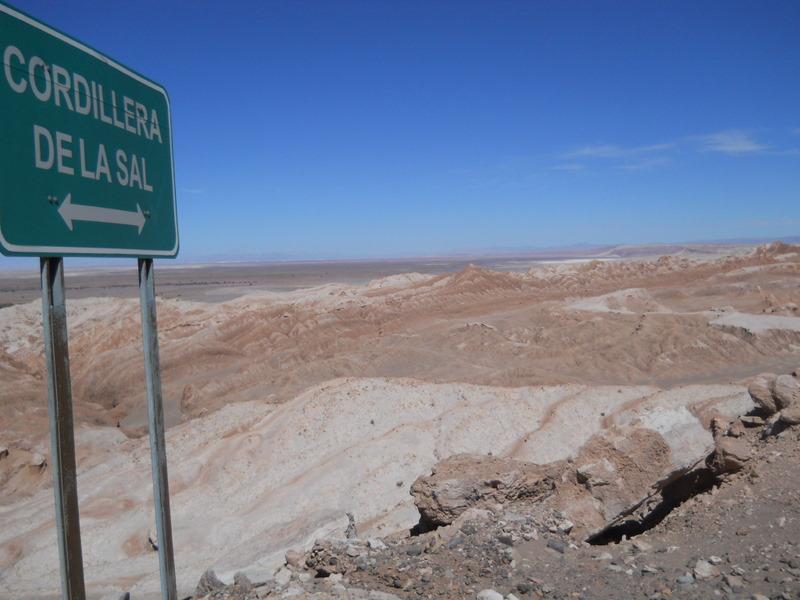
xmin=7 ymin=0 xmax=800 ymax=262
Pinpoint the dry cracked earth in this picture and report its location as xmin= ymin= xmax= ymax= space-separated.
xmin=1 ymin=242 xmax=800 ymax=599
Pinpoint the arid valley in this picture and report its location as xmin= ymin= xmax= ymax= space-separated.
xmin=2 ymin=242 xmax=800 ymax=599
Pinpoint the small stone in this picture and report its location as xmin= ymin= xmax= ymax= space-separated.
xmin=274 ymin=566 xmax=292 ymax=588
xmin=577 ymin=458 xmax=616 ymax=487
xmin=723 ymin=573 xmax=743 ymax=591
xmin=593 ymin=552 xmax=613 ymax=561
xmin=30 ymin=452 xmax=46 ymax=468
xmin=0 ymin=446 xmax=8 ymax=460
xmin=285 ymin=549 xmax=304 ymax=568
xmin=346 ymin=544 xmax=363 ymax=557
xmin=367 ymin=538 xmax=387 ymax=551
xmin=642 ymin=565 xmax=659 ymax=574
xmin=477 ymin=590 xmax=504 ymax=600
xmin=497 ymin=532 xmax=515 ymax=546
xmin=546 ymin=538 xmax=566 ymax=554
xmin=694 ymin=559 xmax=720 ymax=580
xmin=709 ymin=556 xmax=723 ymax=565
xmin=557 ymin=519 xmax=574 ymax=533
xmin=506 ymin=595 xmax=520 ymax=600
xmin=632 ymin=539 xmax=653 ymax=553
xmin=516 ymin=583 xmax=534 ymax=594
xmin=607 ymin=564 xmax=625 ymax=573
xmin=752 ymin=595 xmax=769 ymax=600
xmin=676 ymin=573 xmax=694 ymax=586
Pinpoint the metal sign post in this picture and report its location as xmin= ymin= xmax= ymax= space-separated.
xmin=138 ymin=258 xmax=177 ymax=600
xmin=40 ymin=256 xmax=86 ymax=600
xmin=2 ymin=4 xmax=181 ymax=598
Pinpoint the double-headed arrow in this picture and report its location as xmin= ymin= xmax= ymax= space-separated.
xmin=57 ymin=194 xmax=146 ymax=235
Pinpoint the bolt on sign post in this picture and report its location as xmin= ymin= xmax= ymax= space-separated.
xmin=0 ymin=2 xmax=179 ymax=599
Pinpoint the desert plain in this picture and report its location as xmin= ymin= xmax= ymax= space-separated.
xmin=1 ymin=241 xmax=800 ymax=599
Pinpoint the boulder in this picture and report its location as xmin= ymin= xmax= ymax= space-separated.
xmin=706 ymin=437 xmax=750 ymax=475
xmin=233 ymin=572 xmax=253 ymax=593
xmin=572 ymin=427 xmax=673 ymax=526
xmin=195 ymin=569 xmax=225 ymax=596
xmin=780 ymin=404 xmax=800 ymax=426
xmin=773 ymin=374 xmax=800 ymax=410
xmin=748 ymin=374 xmax=778 ymax=414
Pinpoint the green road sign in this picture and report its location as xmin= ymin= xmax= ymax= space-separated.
xmin=0 ymin=2 xmax=178 ymax=257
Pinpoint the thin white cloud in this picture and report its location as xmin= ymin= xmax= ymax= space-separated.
xmin=548 ymin=163 xmax=585 ymax=171
xmin=692 ymin=130 xmax=768 ymax=155
xmin=618 ymin=157 xmax=673 ymax=171
xmin=564 ymin=143 xmax=674 ymax=159
xmin=180 ymin=187 xmax=206 ymax=194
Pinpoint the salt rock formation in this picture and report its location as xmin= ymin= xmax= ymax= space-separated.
xmin=411 ymin=424 xmax=719 ymax=537
xmin=0 ymin=378 xmax=754 ymax=598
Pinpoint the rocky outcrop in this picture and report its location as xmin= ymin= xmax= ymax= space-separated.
xmin=748 ymin=374 xmax=778 ymax=414
xmin=195 ymin=569 xmax=226 ymax=597
xmin=410 ymin=424 xmax=709 ymax=539
xmin=706 ymin=437 xmax=751 ymax=475
xmin=780 ymin=404 xmax=800 ymax=425
xmin=748 ymin=370 xmax=800 ymax=416
xmin=774 ymin=374 xmax=800 ymax=410
xmin=410 ymin=454 xmax=563 ymax=528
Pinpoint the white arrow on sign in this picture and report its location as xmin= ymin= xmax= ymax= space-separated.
xmin=57 ymin=194 xmax=146 ymax=235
